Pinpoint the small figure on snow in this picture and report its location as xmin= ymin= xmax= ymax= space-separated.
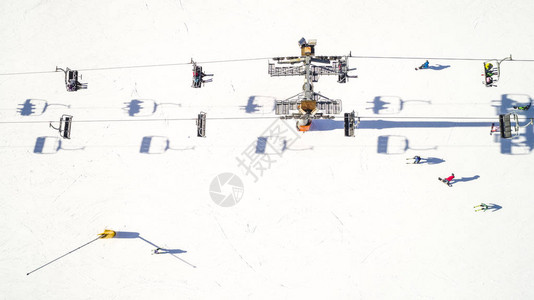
xmin=474 ymin=203 xmax=489 ymax=212
xmin=406 ymin=155 xmax=422 ymax=164
xmin=153 ymin=248 xmax=163 ymax=254
xmin=513 ymin=103 xmax=531 ymax=111
xmin=490 ymin=123 xmax=500 ymax=135
xmin=438 ymin=173 xmax=455 ymax=187
xmin=416 ymin=60 xmax=429 ymax=70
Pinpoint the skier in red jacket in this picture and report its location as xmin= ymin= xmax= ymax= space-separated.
xmin=438 ymin=173 xmax=455 ymax=187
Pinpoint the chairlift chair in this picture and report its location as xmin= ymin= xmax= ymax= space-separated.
xmin=192 ymin=63 xmax=203 ymax=88
xmin=344 ymin=110 xmax=360 ymax=137
xmin=56 ymin=66 xmax=86 ymax=91
xmin=66 ymin=69 xmax=79 ymax=91
xmin=196 ymin=112 xmax=206 ymax=137
xmin=191 ymin=60 xmax=213 ymax=88
xmin=483 ymin=55 xmax=512 ymax=87
xmin=49 ymin=114 xmax=73 ymax=139
xmin=492 ymin=112 xmax=534 ymax=139
xmin=498 ymin=113 xmax=519 ymax=138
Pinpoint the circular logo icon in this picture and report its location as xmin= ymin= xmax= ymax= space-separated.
xmin=209 ymin=173 xmax=244 ymax=207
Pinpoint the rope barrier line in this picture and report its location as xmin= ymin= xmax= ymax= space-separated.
xmin=26 ymin=235 xmax=104 ymax=276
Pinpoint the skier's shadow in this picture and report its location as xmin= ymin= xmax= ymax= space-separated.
xmin=451 ymin=175 xmax=480 ymax=185
xmin=138 ymin=236 xmax=191 ymax=263
xmin=428 ymin=64 xmax=450 ymax=71
xmin=418 ymin=157 xmax=445 ymax=164
xmin=486 ymin=203 xmax=503 ymax=212
xmin=153 ymin=249 xmax=187 ymax=254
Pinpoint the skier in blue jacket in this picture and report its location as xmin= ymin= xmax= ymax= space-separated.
xmin=421 ymin=60 xmax=429 ymax=69
xmin=416 ymin=60 xmax=429 ymax=70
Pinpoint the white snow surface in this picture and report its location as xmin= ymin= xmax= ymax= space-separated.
xmin=1 ymin=0 xmax=534 ymax=299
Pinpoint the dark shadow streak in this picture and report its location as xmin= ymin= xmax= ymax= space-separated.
xmin=428 ymin=64 xmax=451 ymax=70
xmin=300 ymin=120 xmax=491 ymax=132
xmin=416 ymin=157 xmax=446 ymax=164
xmin=360 ymin=120 xmax=490 ymax=129
xmin=241 ymin=96 xmax=261 ymax=113
xmin=450 ymin=175 xmax=480 ymax=186
xmin=487 ymin=203 xmax=502 ymax=212
xmin=113 ymin=232 xmax=195 ymax=268
xmin=309 ymin=120 xmax=344 ymax=131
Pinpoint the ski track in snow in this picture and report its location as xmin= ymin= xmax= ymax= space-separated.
xmin=215 ymin=217 xmax=256 ymax=272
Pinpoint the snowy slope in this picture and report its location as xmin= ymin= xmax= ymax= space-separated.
xmin=1 ymin=0 xmax=534 ymax=299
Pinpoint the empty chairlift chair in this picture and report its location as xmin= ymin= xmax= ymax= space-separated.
xmin=196 ymin=112 xmax=206 ymax=137
xmin=499 ymin=113 xmax=517 ymax=138
xmin=49 ymin=114 xmax=73 ymax=139
xmin=493 ymin=113 xmax=534 ymax=139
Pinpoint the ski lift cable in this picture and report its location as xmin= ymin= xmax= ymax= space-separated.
xmin=0 ymin=115 xmax=530 ymax=125
xmin=348 ymin=55 xmax=534 ymax=62
xmin=0 ymin=57 xmax=273 ymax=76
xmin=0 ymin=116 xmax=278 ymax=124
xmin=2 ymin=55 xmax=534 ymax=76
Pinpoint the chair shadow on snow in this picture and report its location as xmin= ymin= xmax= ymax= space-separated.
xmin=492 ymin=94 xmax=534 ymax=155
xmin=255 ymin=137 xmax=268 ymax=154
xmin=255 ymin=136 xmax=313 ymax=154
xmin=367 ymin=96 xmax=432 ymax=115
xmin=368 ymin=120 xmax=491 ymax=155
xmin=33 ymin=136 xmax=85 ymax=154
xmin=240 ymin=96 xmax=276 ymax=114
xmin=377 ymin=135 xmax=437 ymax=154
xmin=241 ymin=96 xmax=260 ymax=113
xmin=18 ymin=99 xmax=70 ymax=116
xmin=140 ymin=136 xmax=195 ymax=154
xmin=123 ymin=99 xmax=182 ymax=117
xmin=114 ymin=231 xmax=195 ymax=267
